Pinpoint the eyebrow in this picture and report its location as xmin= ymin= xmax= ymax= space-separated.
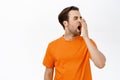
xmin=73 ymin=16 xmax=82 ymax=19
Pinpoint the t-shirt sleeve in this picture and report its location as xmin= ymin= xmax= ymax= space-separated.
xmin=43 ymin=44 xmax=55 ymax=68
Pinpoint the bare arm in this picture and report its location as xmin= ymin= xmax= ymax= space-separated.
xmin=83 ymin=37 xmax=106 ymax=68
xmin=44 ymin=67 xmax=54 ymax=80
xmin=81 ymin=19 xmax=106 ymax=68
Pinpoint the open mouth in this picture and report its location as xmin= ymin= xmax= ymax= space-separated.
xmin=78 ymin=26 xmax=81 ymax=30
xmin=77 ymin=22 xmax=82 ymax=30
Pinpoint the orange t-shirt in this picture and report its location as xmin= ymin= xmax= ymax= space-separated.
xmin=43 ymin=36 xmax=96 ymax=80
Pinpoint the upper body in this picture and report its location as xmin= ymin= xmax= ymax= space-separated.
xmin=43 ymin=6 xmax=106 ymax=80
xmin=43 ymin=36 xmax=97 ymax=80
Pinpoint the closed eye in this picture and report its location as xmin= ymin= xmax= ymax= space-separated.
xmin=74 ymin=16 xmax=78 ymax=20
xmin=80 ymin=16 xmax=82 ymax=19
xmin=73 ymin=16 xmax=82 ymax=20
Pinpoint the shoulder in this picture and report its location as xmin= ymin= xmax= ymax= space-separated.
xmin=48 ymin=36 xmax=63 ymax=47
xmin=81 ymin=37 xmax=97 ymax=47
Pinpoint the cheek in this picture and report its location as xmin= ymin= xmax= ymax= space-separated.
xmin=68 ymin=21 xmax=77 ymax=29
xmin=69 ymin=25 xmax=77 ymax=31
xmin=69 ymin=21 xmax=75 ymax=26
xmin=70 ymin=23 xmax=77 ymax=29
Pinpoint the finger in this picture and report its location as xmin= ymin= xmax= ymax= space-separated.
xmin=82 ymin=18 xmax=86 ymax=22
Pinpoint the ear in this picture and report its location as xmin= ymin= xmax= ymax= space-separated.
xmin=63 ymin=21 xmax=68 ymax=28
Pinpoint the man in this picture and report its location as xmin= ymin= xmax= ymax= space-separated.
xmin=43 ymin=6 xmax=106 ymax=80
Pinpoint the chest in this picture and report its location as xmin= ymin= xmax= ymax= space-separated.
xmin=52 ymin=42 xmax=88 ymax=63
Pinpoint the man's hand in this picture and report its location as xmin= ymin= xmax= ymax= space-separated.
xmin=81 ymin=19 xmax=89 ymax=38
xmin=81 ymin=19 xmax=106 ymax=68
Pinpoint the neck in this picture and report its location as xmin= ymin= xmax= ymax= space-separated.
xmin=63 ymin=33 xmax=79 ymax=40
xmin=63 ymin=28 xmax=80 ymax=40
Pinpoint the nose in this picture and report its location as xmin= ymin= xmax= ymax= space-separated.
xmin=78 ymin=18 xmax=82 ymax=23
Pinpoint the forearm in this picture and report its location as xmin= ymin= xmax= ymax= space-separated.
xmin=44 ymin=74 xmax=53 ymax=80
xmin=44 ymin=68 xmax=54 ymax=80
xmin=83 ymin=37 xmax=106 ymax=68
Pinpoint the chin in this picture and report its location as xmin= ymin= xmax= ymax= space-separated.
xmin=74 ymin=33 xmax=80 ymax=36
xmin=77 ymin=32 xmax=81 ymax=36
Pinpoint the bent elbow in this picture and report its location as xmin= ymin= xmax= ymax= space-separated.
xmin=97 ymin=57 xmax=106 ymax=69
xmin=97 ymin=63 xmax=106 ymax=69
xmin=96 ymin=59 xmax=106 ymax=69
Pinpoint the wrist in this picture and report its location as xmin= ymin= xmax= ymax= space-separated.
xmin=83 ymin=35 xmax=89 ymax=39
xmin=83 ymin=36 xmax=90 ymax=42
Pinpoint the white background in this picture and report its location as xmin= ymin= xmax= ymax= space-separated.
xmin=0 ymin=0 xmax=120 ymax=80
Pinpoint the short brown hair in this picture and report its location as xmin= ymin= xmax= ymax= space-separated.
xmin=58 ymin=6 xmax=79 ymax=29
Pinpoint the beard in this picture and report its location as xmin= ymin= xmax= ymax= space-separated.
xmin=67 ymin=22 xmax=82 ymax=36
xmin=68 ymin=28 xmax=81 ymax=36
